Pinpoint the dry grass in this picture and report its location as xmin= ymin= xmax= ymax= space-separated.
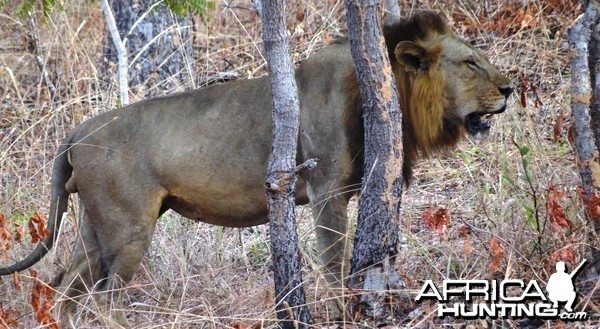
xmin=0 ymin=0 xmax=598 ymax=328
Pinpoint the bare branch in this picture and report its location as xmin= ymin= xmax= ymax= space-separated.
xmin=99 ymin=0 xmax=129 ymax=106
xmin=383 ymin=0 xmax=401 ymax=27
xmin=27 ymin=14 xmax=56 ymax=99
xmin=251 ymin=0 xmax=263 ymax=17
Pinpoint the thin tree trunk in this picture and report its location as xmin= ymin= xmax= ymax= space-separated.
xmin=103 ymin=0 xmax=194 ymax=98
xmin=100 ymin=0 xmax=129 ymax=105
xmin=261 ymin=0 xmax=312 ymax=327
xmin=591 ymin=14 xmax=600 ymax=151
xmin=343 ymin=0 xmax=404 ymax=319
xmin=568 ymin=0 xmax=600 ymax=276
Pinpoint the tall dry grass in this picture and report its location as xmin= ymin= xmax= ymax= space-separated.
xmin=0 ymin=0 xmax=597 ymax=328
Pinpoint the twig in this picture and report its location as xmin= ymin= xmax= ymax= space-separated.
xmin=294 ymin=158 xmax=318 ymax=174
xmin=123 ymin=0 xmax=165 ymax=46
xmin=384 ymin=0 xmax=401 ymax=27
xmin=221 ymin=1 xmax=259 ymax=13
xmin=27 ymin=13 xmax=57 ymax=100
xmin=251 ymin=0 xmax=263 ymax=17
xmin=197 ymin=71 xmax=240 ymax=87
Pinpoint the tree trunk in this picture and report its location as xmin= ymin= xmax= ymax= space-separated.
xmin=343 ymin=0 xmax=404 ymax=320
xmin=568 ymin=0 xmax=600 ymax=276
xmin=103 ymin=0 xmax=194 ymax=98
xmin=591 ymin=9 xmax=600 ymax=152
xmin=261 ymin=0 xmax=312 ymax=327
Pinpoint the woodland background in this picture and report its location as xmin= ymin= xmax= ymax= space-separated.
xmin=0 ymin=0 xmax=598 ymax=328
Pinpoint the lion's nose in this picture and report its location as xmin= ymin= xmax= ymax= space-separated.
xmin=499 ymin=85 xmax=514 ymax=98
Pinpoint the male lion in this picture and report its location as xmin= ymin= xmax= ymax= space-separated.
xmin=1 ymin=11 xmax=513 ymax=326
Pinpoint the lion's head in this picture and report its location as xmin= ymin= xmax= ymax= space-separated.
xmin=382 ymin=12 xmax=514 ymax=181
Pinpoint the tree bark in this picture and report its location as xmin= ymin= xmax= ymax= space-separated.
xmin=568 ymin=0 xmax=600 ymax=276
xmin=261 ymin=0 xmax=312 ymax=327
xmin=343 ymin=0 xmax=404 ymax=320
xmin=103 ymin=0 xmax=194 ymax=99
xmin=591 ymin=12 xmax=600 ymax=151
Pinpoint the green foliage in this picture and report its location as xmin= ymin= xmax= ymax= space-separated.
xmin=0 ymin=0 xmax=61 ymax=18
xmin=12 ymin=212 xmax=34 ymax=226
xmin=0 ymin=0 xmax=214 ymax=19
xmin=504 ymin=142 xmax=542 ymax=232
xmin=163 ymin=0 xmax=215 ymax=16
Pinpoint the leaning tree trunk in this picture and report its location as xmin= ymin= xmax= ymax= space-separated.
xmin=103 ymin=0 xmax=194 ymax=98
xmin=568 ymin=0 xmax=600 ymax=276
xmin=261 ymin=0 xmax=312 ymax=327
xmin=343 ymin=0 xmax=404 ymax=320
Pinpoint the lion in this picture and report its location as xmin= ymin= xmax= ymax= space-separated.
xmin=0 ymin=11 xmax=513 ymax=327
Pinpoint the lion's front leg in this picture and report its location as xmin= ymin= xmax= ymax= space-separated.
xmin=311 ymin=191 xmax=352 ymax=287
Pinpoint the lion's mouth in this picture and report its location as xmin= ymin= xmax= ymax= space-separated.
xmin=465 ymin=105 xmax=506 ymax=135
xmin=465 ymin=112 xmax=493 ymax=135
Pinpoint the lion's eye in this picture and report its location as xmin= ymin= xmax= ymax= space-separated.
xmin=465 ymin=59 xmax=479 ymax=69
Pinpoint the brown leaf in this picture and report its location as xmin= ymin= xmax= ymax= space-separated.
xmin=28 ymin=220 xmax=41 ymax=244
xmin=553 ymin=110 xmax=564 ymax=143
xmin=12 ymin=273 xmax=19 ymax=290
xmin=422 ymin=208 xmax=450 ymax=239
xmin=296 ymin=9 xmax=305 ymax=23
xmin=31 ymin=275 xmax=58 ymax=328
xmin=232 ymin=323 xmax=252 ymax=329
xmin=0 ymin=214 xmax=12 ymax=261
xmin=546 ymin=185 xmax=572 ymax=231
xmin=0 ymin=303 xmax=19 ymax=327
xmin=31 ymin=213 xmax=49 ymax=240
xmin=489 ymin=237 xmax=504 ymax=273
xmin=13 ymin=225 xmax=24 ymax=244
xmin=520 ymin=77 xmax=529 ymax=108
xmin=27 ymin=213 xmax=49 ymax=244
xmin=551 ymin=247 xmax=577 ymax=265
xmin=459 ymin=226 xmax=473 ymax=254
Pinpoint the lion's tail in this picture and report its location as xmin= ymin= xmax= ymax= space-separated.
xmin=0 ymin=136 xmax=73 ymax=275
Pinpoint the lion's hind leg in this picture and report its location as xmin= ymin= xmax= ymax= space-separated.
xmin=53 ymin=210 xmax=103 ymax=328
xmin=82 ymin=187 xmax=164 ymax=328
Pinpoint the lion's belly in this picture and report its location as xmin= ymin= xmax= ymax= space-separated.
xmin=161 ymin=176 xmax=310 ymax=228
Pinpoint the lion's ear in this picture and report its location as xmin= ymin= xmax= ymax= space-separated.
xmin=395 ymin=41 xmax=441 ymax=73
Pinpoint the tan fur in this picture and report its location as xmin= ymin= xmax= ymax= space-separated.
xmin=0 ymin=11 xmax=513 ymax=327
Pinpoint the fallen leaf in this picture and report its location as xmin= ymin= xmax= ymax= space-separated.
xmin=489 ymin=237 xmax=504 ymax=273
xmin=546 ymin=185 xmax=572 ymax=232
xmin=422 ymin=208 xmax=450 ymax=239
xmin=553 ymin=110 xmax=564 ymax=143
xmin=296 ymin=9 xmax=305 ymax=23
xmin=551 ymin=247 xmax=577 ymax=265
xmin=459 ymin=226 xmax=473 ymax=255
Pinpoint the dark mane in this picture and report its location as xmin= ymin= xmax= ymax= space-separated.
xmin=345 ymin=11 xmax=456 ymax=186
xmin=383 ymin=11 xmax=452 ymax=64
